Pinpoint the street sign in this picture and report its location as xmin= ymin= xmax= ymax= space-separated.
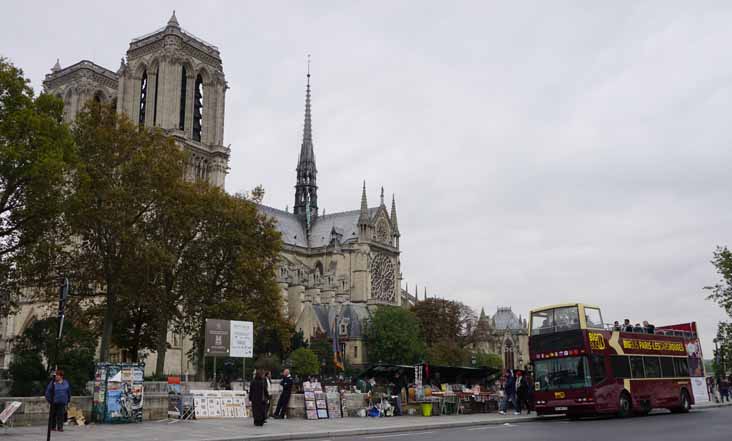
xmin=205 ymin=319 xmax=253 ymax=358
xmin=205 ymin=319 xmax=231 ymax=356
xmin=230 ymin=321 xmax=253 ymax=358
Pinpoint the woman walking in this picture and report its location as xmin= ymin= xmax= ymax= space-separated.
xmin=44 ymin=369 xmax=71 ymax=432
xmin=250 ymin=369 xmax=269 ymax=427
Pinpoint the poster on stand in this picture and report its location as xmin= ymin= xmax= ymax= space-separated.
xmin=691 ymin=377 xmax=710 ymax=404
xmin=92 ymin=363 xmax=145 ymax=424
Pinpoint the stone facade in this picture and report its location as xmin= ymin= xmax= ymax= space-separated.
xmin=42 ymin=12 xmax=229 ymax=187
xmin=258 ymin=73 xmax=406 ymax=367
xmin=474 ymin=307 xmax=530 ymax=370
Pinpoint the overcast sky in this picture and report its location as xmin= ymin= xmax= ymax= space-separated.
xmin=3 ymin=1 xmax=731 ymax=355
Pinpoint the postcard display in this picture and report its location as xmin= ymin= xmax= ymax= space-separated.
xmin=92 ymin=363 xmax=145 ymax=423
xmin=190 ymin=390 xmax=248 ymax=418
xmin=304 ymin=382 xmax=342 ymax=420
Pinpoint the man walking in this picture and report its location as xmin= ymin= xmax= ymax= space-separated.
xmin=273 ymin=369 xmax=293 ymax=419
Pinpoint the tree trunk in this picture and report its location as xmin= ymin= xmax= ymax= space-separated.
xmin=154 ymin=313 xmax=169 ymax=376
xmin=99 ymin=284 xmax=116 ymax=362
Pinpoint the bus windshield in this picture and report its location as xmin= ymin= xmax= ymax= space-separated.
xmin=534 ymin=356 xmax=591 ymax=391
xmin=531 ymin=306 xmax=580 ymax=335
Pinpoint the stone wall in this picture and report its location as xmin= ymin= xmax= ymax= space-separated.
xmin=0 ymin=391 xmax=370 ymax=426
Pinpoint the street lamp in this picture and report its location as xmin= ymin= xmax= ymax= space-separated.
xmin=713 ymin=338 xmax=720 ymax=377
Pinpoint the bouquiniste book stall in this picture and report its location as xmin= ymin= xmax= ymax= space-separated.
xmin=304 ymin=382 xmax=342 ymax=420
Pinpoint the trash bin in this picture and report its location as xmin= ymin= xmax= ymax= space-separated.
xmin=421 ymin=403 xmax=432 ymax=417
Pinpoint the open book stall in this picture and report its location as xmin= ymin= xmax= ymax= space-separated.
xmin=304 ymin=381 xmax=343 ymax=420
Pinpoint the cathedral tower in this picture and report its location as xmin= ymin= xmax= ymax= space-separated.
xmin=293 ymin=66 xmax=318 ymax=222
xmin=116 ymin=12 xmax=229 ymax=187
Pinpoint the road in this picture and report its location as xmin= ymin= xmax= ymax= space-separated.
xmin=334 ymin=407 xmax=731 ymax=441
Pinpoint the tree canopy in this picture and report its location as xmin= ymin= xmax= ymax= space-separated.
xmin=0 ymin=58 xmax=74 ymax=317
xmin=366 ymin=306 xmax=425 ymax=365
xmin=706 ymin=246 xmax=732 ymax=376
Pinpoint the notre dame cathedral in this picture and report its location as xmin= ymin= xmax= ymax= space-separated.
xmin=0 ymin=13 xmax=408 ymax=373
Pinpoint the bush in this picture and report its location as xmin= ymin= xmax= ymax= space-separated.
xmin=289 ymin=348 xmax=320 ymax=378
xmin=9 ymin=318 xmax=96 ymax=396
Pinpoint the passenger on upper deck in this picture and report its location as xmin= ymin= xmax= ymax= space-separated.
xmin=643 ymin=320 xmax=655 ymax=334
xmin=633 ymin=323 xmax=644 ymax=333
xmin=613 ymin=321 xmax=621 ymax=331
xmin=623 ymin=319 xmax=634 ymax=332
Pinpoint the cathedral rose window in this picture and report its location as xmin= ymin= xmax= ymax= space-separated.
xmin=370 ymin=253 xmax=395 ymax=302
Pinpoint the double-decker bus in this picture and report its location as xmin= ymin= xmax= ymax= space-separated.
xmin=529 ymin=303 xmax=704 ymax=418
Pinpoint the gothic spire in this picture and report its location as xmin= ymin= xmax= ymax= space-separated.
xmin=294 ymin=56 xmax=318 ymax=219
xmin=51 ymin=59 xmax=61 ymax=73
xmin=390 ymin=194 xmax=400 ymax=236
xmin=167 ymin=10 xmax=180 ymax=28
xmin=358 ymin=181 xmax=369 ymax=225
xmin=380 ymin=187 xmax=385 ymax=206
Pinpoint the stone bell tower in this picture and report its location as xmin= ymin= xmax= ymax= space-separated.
xmin=116 ymin=12 xmax=230 ymax=187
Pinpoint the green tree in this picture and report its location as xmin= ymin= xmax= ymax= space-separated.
xmin=473 ymin=351 xmax=503 ymax=369
xmin=9 ymin=317 xmax=96 ymax=396
xmin=63 ymin=102 xmax=186 ymax=361
xmin=0 ymin=58 xmax=74 ymax=316
xmin=366 ymin=306 xmax=425 ymax=365
xmin=705 ymin=246 xmax=732 ymax=375
xmin=426 ymin=341 xmax=471 ymax=366
xmin=412 ymin=298 xmax=477 ymax=348
xmin=176 ymin=189 xmax=285 ymax=379
xmin=290 ymin=348 xmax=320 ymax=378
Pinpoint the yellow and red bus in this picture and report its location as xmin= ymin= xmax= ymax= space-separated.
xmin=529 ymin=303 xmax=705 ymax=418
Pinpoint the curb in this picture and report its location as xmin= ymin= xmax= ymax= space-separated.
xmin=197 ymin=415 xmax=561 ymax=441
xmin=199 ymin=402 xmax=732 ymax=441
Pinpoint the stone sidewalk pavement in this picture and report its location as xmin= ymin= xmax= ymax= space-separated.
xmin=2 ymin=403 xmax=730 ymax=441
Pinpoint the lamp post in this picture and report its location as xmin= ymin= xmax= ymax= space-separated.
xmin=713 ymin=338 xmax=720 ymax=377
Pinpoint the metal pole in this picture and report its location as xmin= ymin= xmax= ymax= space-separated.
xmin=213 ymin=357 xmax=217 ymax=390
xmin=47 ymin=277 xmax=68 ymax=441
xmin=243 ymin=358 xmax=246 ymax=391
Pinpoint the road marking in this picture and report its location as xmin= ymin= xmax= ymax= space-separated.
xmin=366 ymin=431 xmax=435 ymax=438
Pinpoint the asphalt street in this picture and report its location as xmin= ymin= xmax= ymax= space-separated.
xmin=333 ymin=407 xmax=732 ymax=441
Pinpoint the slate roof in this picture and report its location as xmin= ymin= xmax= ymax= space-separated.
xmin=312 ymin=303 xmax=371 ymax=339
xmin=258 ymin=205 xmax=378 ymax=248
xmin=493 ymin=307 xmax=524 ymax=330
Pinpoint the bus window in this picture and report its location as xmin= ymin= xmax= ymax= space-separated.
xmin=610 ymin=355 xmax=631 ymax=378
xmin=660 ymin=357 xmax=675 ymax=378
xmin=589 ymin=354 xmax=606 ymax=383
xmin=531 ymin=310 xmax=554 ymax=334
xmin=643 ymin=356 xmax=661 ymax=378
xmin=534 ymin=356 xmax=591 ymax=391
xmin=673 ymin=358 xmax=689 ymax=377
xmin=630 ymin=356 xmax=645 ymax=378
xmin=554 ymin=306 xmax=580 ymax=331
xmin=584 ymin=307 xmax=604 ymax=329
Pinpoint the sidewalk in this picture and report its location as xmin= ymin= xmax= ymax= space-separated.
xmin=2 ymin=402 xmax=730 ymax=441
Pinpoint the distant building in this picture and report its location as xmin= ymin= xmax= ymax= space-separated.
xmin=474 ymin=307 xmax=529 ymax=370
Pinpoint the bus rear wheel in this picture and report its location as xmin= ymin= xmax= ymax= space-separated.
xmin=671 ymin=390 xmax=691 ymax=414
xmin=617 ymin=392 xmax=631 ymax=418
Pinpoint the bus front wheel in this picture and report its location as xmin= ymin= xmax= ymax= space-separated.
xmin=617 ymin=391 xmax=631 ymax=418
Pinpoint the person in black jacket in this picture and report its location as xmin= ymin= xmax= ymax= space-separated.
xmin=273 ymin=369 xmax=293 ymax=419
xmin=249 ymin=369 xmax=269 ymax=426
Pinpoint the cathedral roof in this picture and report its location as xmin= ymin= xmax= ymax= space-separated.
xmin=311 ymin=303 xmax=371 ymax=339
xmin=44 ymin=60 xmax=118 ymax=89
xmin=492 ymin=307 xmax=524 ymax=330
xmin=259 ymin=204 xmax=379 ymax=248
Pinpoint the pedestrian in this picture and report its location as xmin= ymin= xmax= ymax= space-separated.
xmin=499 ymin=370 xmax=517 ymax=415
xmin=516 ymin=371 xmax=528 ymax=415
xmin=264 ymin=370 xmax=273 ymax=422
xmin=719 ymin=377 xmax=730 ymax=403
xmin=520 ymin=372 xmax=534 ymax=414
xmin=44 ymin=369 xmax=71 ymax=432
xmin=273 ymin=369 xmax=293 ymax=419
xmin=392 ymin=371 xmax=405 ymax=416
xmin=250 ymin=369 xmax=269 ymax=427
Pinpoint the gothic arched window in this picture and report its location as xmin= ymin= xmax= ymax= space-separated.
xmin=504 ymin=340 xmax=515 ymax=370
xmin=179 ymin=66 xmax=187 ymax=130
xmin=193 ymin=74 xmax=203 ymax=141
xmin=153 ymin=69 xmax=160 ymax=126
xmin=139 ymin=70 xmax=148 ymax=126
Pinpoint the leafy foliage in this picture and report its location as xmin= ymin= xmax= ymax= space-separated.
xmin=412 ymin=298 xmax=477 ymax=348
xmin=289 ymin=348 xmax=320 ymax=378
xmin=473 ymin=351 xmax=503 ymax=369
xmin=366 ymin=306 xmax=425 ymax=365
xmin=9 ymin=317 xmax=96 ymax=396
xmin=0 ymin=58 xmax=74 ymax=317
xmin=706 ymin=246 xmax=732 ymax=376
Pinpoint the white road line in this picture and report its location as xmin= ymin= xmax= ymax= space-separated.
xmin=366 ymin=431 xmax=435 ymax=439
